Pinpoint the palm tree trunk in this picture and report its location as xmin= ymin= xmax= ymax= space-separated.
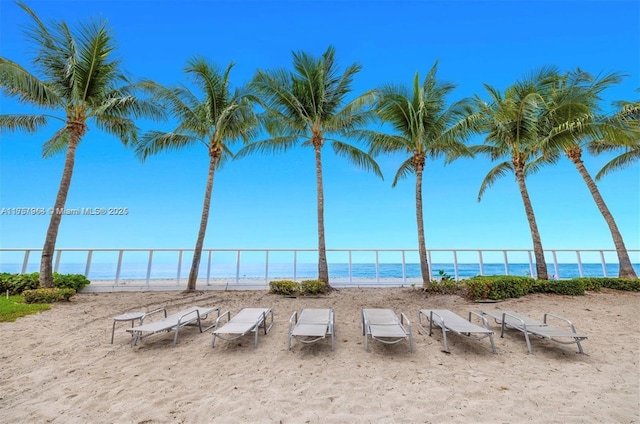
xmin=570 ymin=154 xmax=637 ymax=279
xmin=40 ymin=133 xmax=81 ymax=288
xmin=314 ymin=145 xmax=330 ymax=286
xmin=415 ymin=164 xmax=430 ymax=287
xmin=514 ymin=166 xmax=549 ymax=280
xmin=186 ymin=153 xmax=218 ymax=291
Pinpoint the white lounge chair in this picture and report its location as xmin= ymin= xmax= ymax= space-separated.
xmin=211 ymin=308 xmax=274 ymax=349
xmin=418 ymin=309 xmax=496 ymax=353
xmin=481 ymin=310 xmax=587 ymax=354
xmin=288 ymin=308 xmax=335 ymax=351
xmin=126 ymin=306 xmax=220 ymax=347
xmin=362 ymin=308 xmax=413 ymax=353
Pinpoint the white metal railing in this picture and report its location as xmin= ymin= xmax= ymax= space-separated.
xmin=0 ymin=248 xmax=638 ymax=291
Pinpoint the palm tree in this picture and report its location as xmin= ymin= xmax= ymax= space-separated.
xmin=542 ymin=74 xmax=638 ymax=279
xmin=237 ymin=46 xmax=381 ymax=287
xmin=0 ymin=3 xmax=161 ymax=288
xmin=470 ymin=68 xmax=562 ymax=280
xmin=354 ymin=62 xmax=475 ymax=287
xmin=591 ymin=100 xmax=640 ymax=181
xmin=136 ymin=58 xmax=259 ymax=292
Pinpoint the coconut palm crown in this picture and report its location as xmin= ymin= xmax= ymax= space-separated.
xmin=237 ymin=46 xmax=382 ymax=287
xmin=0 ymin=2 xmax=162 ymax=288
xmin=135 ymin=58 xmax=259 ymax=291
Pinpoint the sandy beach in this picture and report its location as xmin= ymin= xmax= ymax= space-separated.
xmin=1 ymin=288 xmax=638 ymax=423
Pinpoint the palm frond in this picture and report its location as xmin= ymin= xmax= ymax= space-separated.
xmin=0 ymin=114 xmax=49 ymax=134
xmin=391 ymin=158 xmax=414 ymax=187
xmin=135 ymin=131 xmax=198 ymax=160
xmin=235 ymin=134 xmax=302 ymax=159
xmin=595 ymin=147 xmax=640 ymax=180
xmin=0 ymin=57 xmax=59 ymax=106
xmin=42 ymin=127 xmax=70 ymax=158
xmin=329 ymin=140 xmax=383 ymax=179
xmin=478 ymin=161 xmax=513 ymax=201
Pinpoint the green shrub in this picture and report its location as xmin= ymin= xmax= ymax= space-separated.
xmin=531 ymin=279 xmax=585 ymax=296
xmin=463 ymin=277 xmax=492 ymax=300
xmin=23 ymin=288 xmax=76 ymax=303
xmin=52 ymin=273 xmax=91 ymax=292
xmin=601 ymin=278 xmax=640 ymax=292
xmin=0 ymin=272 xmax=40 ymax=295
xmin=0 ymin=273 xmax=91 ymax=295
xmin=299 ymin=279 xmax=327 ymax=295
xmin=269 ymin=280 xmax=299 ymax=295
xmin=462 ymin=276 xmax=535 ymax=301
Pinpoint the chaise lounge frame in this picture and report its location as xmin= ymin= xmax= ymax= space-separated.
xmin=362 ymin=308 xmax=414 ymax=353
xmin=126 ymin=306 xmax=220 ymax=347
xmin=211 ymin=308 xmax=274 ymax=349
xmin=288 ymin=308 xmax=335 ymax=351
xmin=418 ymin=309 xmax=496 ymax=353
xmin=481 ymin=310 xmax=587 ymax=354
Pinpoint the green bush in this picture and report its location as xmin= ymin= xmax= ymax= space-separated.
xmin=600 ymin=278 xmax=640 ymax=292
xmin=23 ymin=288 xmax=76 ymax=303
xmin=531 ymin=279 xmax=585 ymax=296
xmin=424 ymin=279 xmax=463 ymax=295
xmin=52 ymin=273 xmax=91 ymax=292
xmin=0 ymin=272 xmax=40 ymax=295
xmin=462 ymin=276 xmax=535 ymax=301
xmin=299 ymin=279 xmax=327 ymax=295
xmin=269 ymin=280 xmax=299 ymax=295
xmin=0 ymin=272 xmax=91 ymax=295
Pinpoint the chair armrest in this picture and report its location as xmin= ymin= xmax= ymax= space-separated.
xmin=141 ymin=308 xmax=167 ymax=323
xmin=211 ymin=310 xmax=231 ymax=331
xmin=400 ymin=312 xmax=412 ymax=332
xmin=177 ymin=309 xmax=200 ymax=326
xmin=288 ymin=311 xmax=298 ymax=333
xmin=544 ymin=313 xmax=578 ymax=333
xmin=429 ymin=311 xmax=446 ymax=327
xmin=468 ymin=311 xmax=491 ymax=330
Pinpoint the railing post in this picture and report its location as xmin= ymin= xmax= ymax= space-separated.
xmin=115 ymin=250 xmax=123 ymax=285
xmin=85 ymin=250 xmax=93 ymax=278
xmin=22 ymin=250 xmax=30 ymax=274
xmin=375 ymin=250 xmax=380 ymax=285
xmin=265 ymin=250 xmax=269 ymax=285
xmin=206 ymin=250 xmax=212 ymax=286
xmin=599 ymin=250 xmax=607 ymax=277
xmin=576 ymin=251 xmax=584 ymax=278
xmin=235 ymin=250 xmax=241 ymax=285
xmin=293 ymin=250 xmax=297 ymax=282
xmin=552 ymin=250 xmax=559 ymax=280
xmin=478 ymin=250 xmax=484 ymax=276
xmin=527 ymin=251 xmax=534 ymax=278
xmin=453 ymin=250 xmax=459 ymax=281
xmin=146 ymin=250 xmax=153 ymax=288
xmin=401 ymin=250 xmax=406 ymax=284
xmin=348 ymin=250 xmax=353 ymax=286
xmin=54 ymin=250 xmax=62 ymax=273
xmin=502 ymin=250 xmax=508 ymax=275
xmin=427 ymin=250 xmax=432 ymax=280
xmin=176 ymin=250 xmax=183 ymax=286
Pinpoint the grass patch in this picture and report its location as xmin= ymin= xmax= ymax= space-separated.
xmin=0 ymin=295 xmax=50 ymax=322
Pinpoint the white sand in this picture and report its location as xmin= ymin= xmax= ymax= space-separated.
xmin=1 ymin=288 xmax=638 ymax=423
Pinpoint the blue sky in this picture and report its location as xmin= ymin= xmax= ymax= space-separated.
xmin=1 ymin=0 xmax=638 ymax=263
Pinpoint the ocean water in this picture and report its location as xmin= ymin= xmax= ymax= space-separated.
xmin=2 ymin=261 xmax=637 ymax=280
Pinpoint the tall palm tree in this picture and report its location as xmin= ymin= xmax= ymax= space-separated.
xmin=0 ymin=2 xmax=161 ymax=288
xmin=470 ymin=68 xmax=562 ymax=280
xmin=237 ymin=46 xmax=381 ymax=287
xmin=136 ymin=58 xmax=259 ymax=292
xmin=542 ymin=73 xmax=638 ymax=279
xmin=354 ymin=62 xmax=475 ymax=287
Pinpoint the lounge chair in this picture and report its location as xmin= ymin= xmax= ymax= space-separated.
xmin=126 ymin=306 xmax=220 ymax=347
xmin=211 ymin=308 xmax=274 ymax=349
xmin=288 ymin=308 xmax=335 ymax=351
xmin=362 ymin=308 xmax=414 ymax=352
xmin=481 ymin=310 xmax=587 ymax=354
xmin=418 ymin=309 xmax=496 ymax=353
